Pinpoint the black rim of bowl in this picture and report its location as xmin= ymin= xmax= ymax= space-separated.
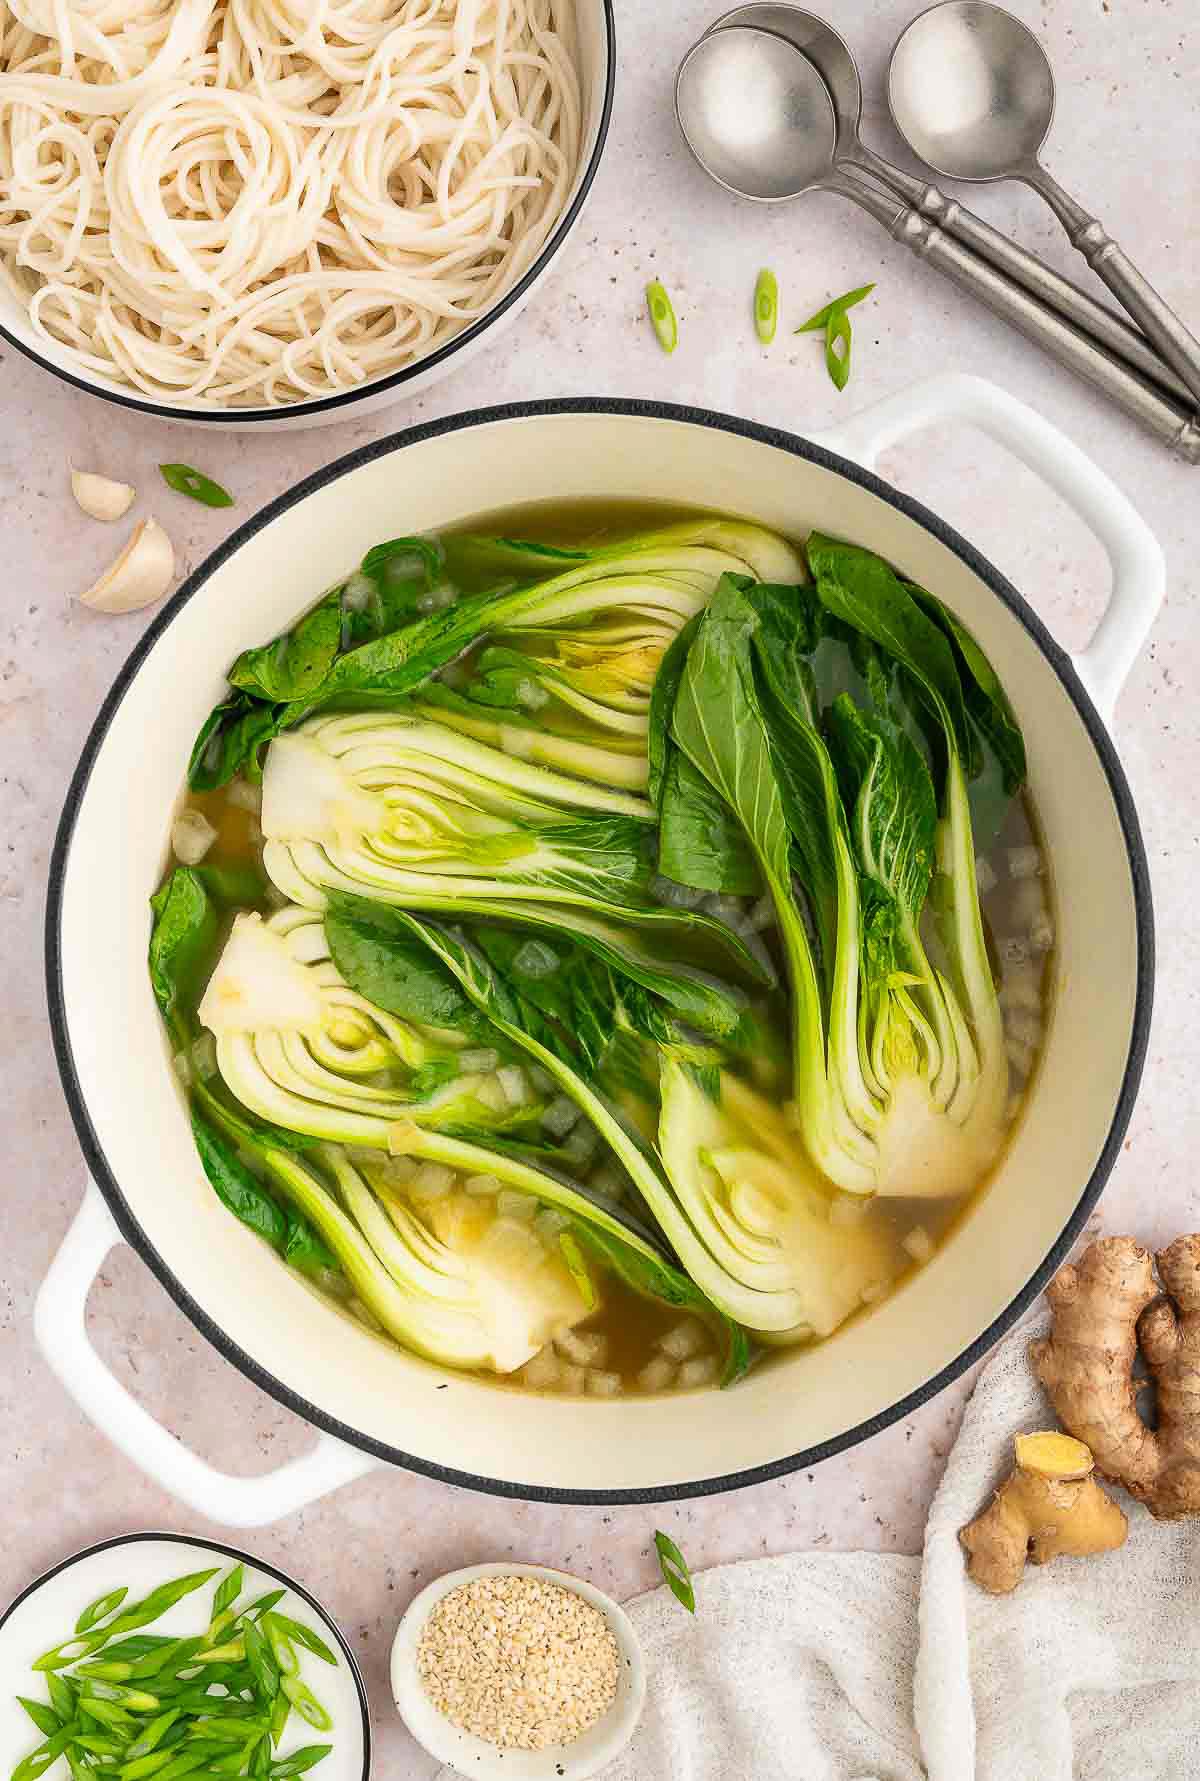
xmin=0 ymin=1530 xmax=371 ymax=1772
xmin=0 ymin=3 xmax=617 ymax=425
xmin=45 ymin=397 xmax=1155 ymax=1506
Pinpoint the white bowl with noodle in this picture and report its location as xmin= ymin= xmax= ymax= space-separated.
xmin=0 ymin=1 xmax=615 ymax=429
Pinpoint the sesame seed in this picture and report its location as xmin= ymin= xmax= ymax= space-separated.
xmin=416 ymin=1574 xmax=620 ymax=1750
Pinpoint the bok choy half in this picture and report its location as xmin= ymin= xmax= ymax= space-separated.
xmin=665 ymin=540 xmax=1023 ymax=1200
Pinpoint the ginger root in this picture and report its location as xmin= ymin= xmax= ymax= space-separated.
xmin=960 ymin=1431 xmax=1127 ymax=1594
xmin=1031 ymin=1234 xmax=1200 ymax=1521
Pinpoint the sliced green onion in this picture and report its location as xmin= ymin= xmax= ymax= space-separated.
xmin=239 ymin=1590 xmax=287 ymax=1623
xmin=44 ymin=1674 xmax=76 ymax=1723
xmin=210 ymin=1566 xmax=244 ymax=1625
xmin=267 ymin=1748 xmax=333 ymax=1778
xmin=265 ymin=1614 xmax=337 ymax=1667
xmin=654 ymin=1530 xmax=696 ymax=1614
xmin=262 ymin=1615 xmax=300 ymax=1678
xmin=796 ymin=281 xmax=875 ymax=393
xmin=825 ymin=306 xmax=854 ymax=391
xmin=280 ymin=1677 xmax=333 ymax=1732
xmin=269 ymin=1689 xmax=292 ymax=1750
xmin=159 ymin=464 xmax=234 ymax=508
xmin=645 ymin=280 xmax=679 ymax=354
xmin=754 ymin=268 xmax=778 ymax=344
xmin=795 ymin=281 xmax=876 ymax=335
xmin=15 ymin=1698 xmax=61 ymax=1737
xmin=75 ymin=1588 xmax=129 ymax=1635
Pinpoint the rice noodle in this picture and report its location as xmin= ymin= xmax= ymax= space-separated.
xmin=0 ymin=0 xmax=581 ymax=406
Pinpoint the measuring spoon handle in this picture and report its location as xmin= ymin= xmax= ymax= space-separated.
xmin=848 ymin=146 xmax=1192 ymax=408
xmin=1025 ymin=164 xmax=1200 ymax=409
xmin=828 ymin=173 xmax=1200 ymax=462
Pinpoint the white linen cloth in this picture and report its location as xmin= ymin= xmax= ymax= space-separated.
xmin=437 ymin=1315 xmax=1200 ymax=1780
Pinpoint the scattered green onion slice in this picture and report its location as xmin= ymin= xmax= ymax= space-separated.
xmin=160 ymin=464 xmax=234 ymax=508
xmin=645 ymin=280 xmax=679 ymax=354
xmin=795 ymin=282 xmax=875 ymax=335
xmin=825 ymin=306 xmax=854 ymax=391
xmin=754 ymin=268 xmax=779 ymax=344
xmin=796 ymin=282 xmax=875 ymax=392
xmin=654 ymin=1530 xmax=696 ymax=1614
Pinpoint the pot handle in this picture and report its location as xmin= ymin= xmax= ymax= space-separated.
xmin=812 ymin=373 xmax=1164 ymax=723
xmin=35 ymin=1184 xmax=381 ymax=1527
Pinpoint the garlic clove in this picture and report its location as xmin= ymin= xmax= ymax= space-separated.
xmin=79 ymin=518 xmax=175 ymax=614
xmin=71 ymin=469 xmax=136 ymax=523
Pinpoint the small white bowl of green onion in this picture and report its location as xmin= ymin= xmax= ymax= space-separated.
xmin=0 ymin=1533 xmax=369 ymax=1780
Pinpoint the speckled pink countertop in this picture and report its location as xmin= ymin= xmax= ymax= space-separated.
xmin=3 ymin=1 xmax=1198 ymax=1770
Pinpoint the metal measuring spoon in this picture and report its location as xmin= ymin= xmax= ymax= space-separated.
xmin=673 ymin=26 xmax=1200 ymax=459
xmin=703 ymin=3 xmax=1190 ymax=405
xmin=889 ymin=0 xmax=1200 ymax=408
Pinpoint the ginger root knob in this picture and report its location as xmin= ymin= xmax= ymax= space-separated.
xmin=960 ymin=1431 xmax=1127 ymax=1594
xmin=1032 ymin=1233 xmax=1200 ymax=1520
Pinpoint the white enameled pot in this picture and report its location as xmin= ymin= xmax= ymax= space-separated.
xmin=41 ymin=375 xmax=1159 ymax=1524
xmin=0 ymin=6 xmax=614 ymax=432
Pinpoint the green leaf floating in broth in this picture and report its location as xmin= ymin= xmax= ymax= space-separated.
xmin=233 ymin=597 xmax=344 ymax=705
xmin=230 ymin=538 xmax=449 ymax=706
xmin=284 ymin=1209 xmax=340 ymax=1280
xmin=323 ymin=895 xmax=490 ymax=1036
xmin=649 ymin=610 xmax=760 ymax=896
xmin=191 ymin=1110 xmax=288 ymax=1253
xmin=805 ymin=534 xmax=969 ymax=757
xmin=148 ymin=867 xmax=220 ymax=1045
xmin=743 ymin=581 xmax=844 ymax=987
xmin=657 ymin=751 xmax=762 ymax=896
xmin=188 ymin=690 xmax=288 ymax=792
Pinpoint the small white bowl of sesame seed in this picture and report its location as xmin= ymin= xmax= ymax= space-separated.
xmin=392 ymin=1561 xmax=646 ymax=1779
